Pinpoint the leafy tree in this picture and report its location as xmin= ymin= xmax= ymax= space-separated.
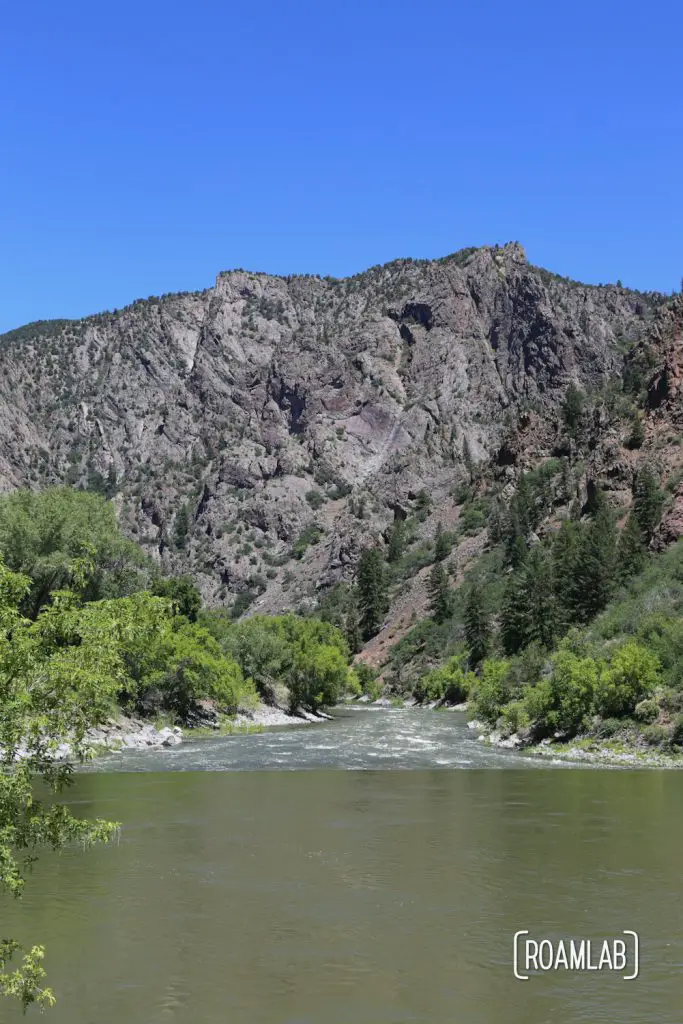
xmin=356 ymin=546 xmax=388 ymax=640
xmin=632 ymin=468 xmax=664 ymax=540
xmin=469 ymin=658 xmax=511 ymax=724
xmin=0 ymin=487 xmax=148 ymax=617
xmin=464 ymin=582 xmax=490 ymax=667
xmin=151 ymin=575 xmax=201 ymax=621
xmin=545 ymin=647 xmax=599 ymax=735
xmin=427 ymin=562 xmax=451 ymax=623
xmin=593 ymin=642 xmax=660 ymax=718
xmin=0 ymin=561 xmax=120 ymax=1009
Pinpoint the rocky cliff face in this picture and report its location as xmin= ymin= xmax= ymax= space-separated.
xmin=0 ymin=242 xmax=674 ymax=610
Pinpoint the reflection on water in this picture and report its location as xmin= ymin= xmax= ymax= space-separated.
xmin=3 ymin=713 xmax=683 ymax=1023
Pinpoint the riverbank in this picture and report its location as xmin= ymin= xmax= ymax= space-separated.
xmin=466 ymin=718 xmax=683 ymax=768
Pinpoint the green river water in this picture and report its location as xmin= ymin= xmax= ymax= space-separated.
xmin=4 ymin=708 xmax=683 ymax=1023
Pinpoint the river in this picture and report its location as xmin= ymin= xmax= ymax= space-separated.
xmin=4 ymin=709 xmax=683 ymax=1022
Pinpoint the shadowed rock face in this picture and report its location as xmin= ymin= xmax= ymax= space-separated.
xmin=0 ymin=242 xmax=671 ymax=609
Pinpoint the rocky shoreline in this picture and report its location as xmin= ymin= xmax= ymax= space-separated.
xmin=466 ymin=717 xmax=683 ymax=768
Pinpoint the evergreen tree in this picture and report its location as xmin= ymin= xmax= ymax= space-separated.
xmin=632 ymin=468 xmax=664 ymax=540
xmin=562 ymin=383 xmax=585 ymax=442
xmin=504 ymin=503 xmax=527 ymax=567
xmin=345 ymin=599 xmax=363 ymax=655
xmin=174 ymin=503 xmax=191 ymax=550
xmin=387 ymin=519 xmax=406 ymax=563
xmin=570 ymin=501 xmax=618 ymax=622
xmin=464 ymin=582 xmax=490 ymax=667
xmin=356 ymin=546 xmax=389 ymax=640
xmin=626 ymin=416 xmax=645 ymax=450
xmin=617 ymin=513 xmax=647 ymax=583
xmin=552 ymin=520 xmax=580 ymax=629
xmin=434 ymin=521 xmax=450 ymax=562
xmin=427 ymin=561 xmax=451 ymax=623
xmin=501 ymin=547 xmax=557 ymax=654
xmin=488 ymin=499 xmax=503 ymax=545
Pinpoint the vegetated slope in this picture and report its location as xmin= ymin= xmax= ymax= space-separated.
xmin=0 ymin=242 xmax=677 ymax=631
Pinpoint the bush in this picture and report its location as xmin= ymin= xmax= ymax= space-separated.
xmin=547 ymin=649 xmax=599 ymax=735
xmin=634 ymin=698 xmax=659 ymax=723
xmin=642 ymin=723 xmax=670 ymax=747
xmin=593 ymin=642 xmax=660 ymax=718
xmin=469 ymin=659 xmax=511 ymax=725
xmin=305 ymin=490 xmax=325 ymax=510
xmin=670 ymin=714 xmax=683 ymax=748
xmin=500 ymin=700 xmax=530 ymax=736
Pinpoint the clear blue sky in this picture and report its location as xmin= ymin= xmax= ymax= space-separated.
xmin=1 ymin=0 xmax=681 ymax=333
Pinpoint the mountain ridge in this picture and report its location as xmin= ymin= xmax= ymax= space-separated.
xmin=0 ymin=242 xmax=679 ymax=629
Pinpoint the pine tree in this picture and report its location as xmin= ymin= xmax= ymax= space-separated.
xmin=356 ymin=546 xmax=389 ymax=640
xmin=434 ymin=522 xmax=450 ymax=562
xmin=504 ymin=503 xmax=527 ymax=567
xmin=173 ymin=503 xmax=190 ymax=550
xmin=617 ymin=513 xmax=647 ymax=583
xmin=345 ymin=599 xmax=363 ymax=654
xmin=562 ymin=383 xmax=585 ymax=442
xmin=552 ymin=520 xmax=580 ymax=629
xmin=632 ymin=468 xmax=664 ymax=540
xmin=464 ymin=582 xmax=490 ymax=667
xmin=387 ymin=519 xmax=406 ymax=563
xmin=570 ymin=501 xmax=618 ymax=622
xmin=626 ymin=416 xmax=645 ymax=450
xmin=427 ymin=562 xmax=451 ymax=623
xmin=488 ymin=499 xmax=503 ymax=545
xmin=501 ymin=547 xmax=557 ymax=654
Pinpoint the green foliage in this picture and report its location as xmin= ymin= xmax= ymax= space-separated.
xmin=568 ymin=500 xmax=618 ymax=622
xmin=356 ymin=546 xmax=389 ymax=640
xmin=464 ymin=582 xmax=490 ymax=667
xmin=0 ymin=487 xmax=149 ymax=617
xmin=545 ymin=648 xmax=599 ymax=734
xmin=151 ymin=576 xmax=201 ymax=621
xmin=173 ymin=502 xmax=191 ymax=549
xmin=626 ymin=415 xmax=645 ymax=449
xmin=617 ymin=513 xmax=647 ymax=582
xmin=305 ymin=490 xmax=325 ymax=510
xmin=291 ymin=524 xmax=323 ymax=559
xmin=592 ymin=642 xmax=660 ymax=718
xmin=201 ymin=612 xmax=353 ymax=710
xmin=469 ymin=658 xmax=511 ymax=725
xmin=387 ymin=519 xmax=407 ymax=563
xmin=433 ymin=522 xmax=450 ymax=562
xmin=414 ymin=656 xmax=471 ymax=705
xmin=562 ymin=383 xmax=585 ymax=440
xmin=501 ymin=545 xmax=557 ymax=654
xmin=427 ymin=561 xmax=451 ymax=623
xmin=632 ymin=468 xmax=665 ymax=540
xmin=0 ymin=560 xmax=121 ymax=1009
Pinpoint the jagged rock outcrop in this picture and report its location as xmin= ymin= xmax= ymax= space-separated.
xmin=0 ymin=242 xmax=673 ymax=609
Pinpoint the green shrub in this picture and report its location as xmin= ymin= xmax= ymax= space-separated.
xmin=634 ymin=698 xmax=659 ymax=723
xmin=547 ymin=649 xmax=599 ymax=735
xmin=305 ymin=490 xmax=325 ymax=510
xmin=501 ymin=700 xmax=530 ymax=736
xmin=593 ymin=642 xmax=660 ymax=718
xmin=642 ymin=723 xmax=670 ymax=747
xmin=469 ymin=659 xmax=511 ymax=725
xmin=670 ymin=714 xmax=683 ymax=747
